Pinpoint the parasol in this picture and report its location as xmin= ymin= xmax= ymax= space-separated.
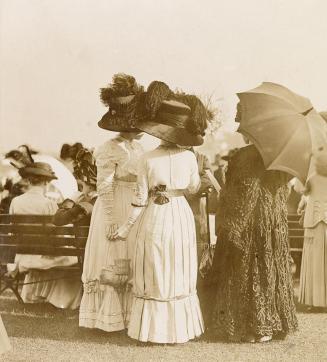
xmin=319 ymin=111 xmax=327 ymax=122
xmin=237 ymin=82 xmax=327 ymax=184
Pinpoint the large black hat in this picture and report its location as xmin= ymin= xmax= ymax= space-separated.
xmin=73 ymin=148 xmax=97 ymax=186
xmin=98 ymin=73 xmax=145 ymax=132
xmin=136 ymin=81 xmax=210 ymax=146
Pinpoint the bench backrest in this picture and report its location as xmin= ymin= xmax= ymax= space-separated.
xmin=0 ymin=214 xmax=89 ymax=263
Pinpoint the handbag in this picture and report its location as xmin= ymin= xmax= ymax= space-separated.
xmin=99 ymin=258 xmax=130 ymax=288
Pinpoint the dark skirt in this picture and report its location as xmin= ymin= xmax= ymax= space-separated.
xmin=210 ymin=224 xmax=298 ymax=340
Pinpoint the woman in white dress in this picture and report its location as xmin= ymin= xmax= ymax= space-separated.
xmin=9 ymin=162 xmax=81 ymax=309
xmin=0 ymin=315 xmax=11 ymax=355
xmin=111 ymin=81 xmax=210 ymax=344
xmin=79 ymin=74 xmax=145 ymax=331
xmin=298 ymin=149 xmax=327 ymax=308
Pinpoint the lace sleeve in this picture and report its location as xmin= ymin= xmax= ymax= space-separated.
xmin=96 ymin=141 xmax=122 ymax=225
xmin=132 ymin=156 xmax=148 ymax=207
xmin=114 ymin=157 xmax=148 ymax=238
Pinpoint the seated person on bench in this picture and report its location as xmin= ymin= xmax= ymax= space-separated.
xmin=9 ymin=162 xmax=82 ymax=309
xmin=53 ymin=148 xmax=97 ymax=226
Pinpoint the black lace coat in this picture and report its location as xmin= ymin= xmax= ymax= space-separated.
xmin=210 ymin=145 xmax=298 ymax=339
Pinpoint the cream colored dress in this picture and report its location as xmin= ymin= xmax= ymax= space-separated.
xmin=299 ymin=174 xmax=327 ymax=307
xmin=128 ymin=145 xmax=204 ymax=344
xmin=79 ymin=135 xmax=144 ymax=331
xmin=9 ymin=186 xmax=82 ymax=309
xmin=0 ymin=316 xmax=11 ymax=355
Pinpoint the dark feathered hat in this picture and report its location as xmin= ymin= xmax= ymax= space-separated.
xmin=136 ymin=81 xmax=211 ymax=146
xmin=5 ymin=145 xmax=57 ymax=180
xmin=73 ymin=148 xmax=97 ymax=186
xmin=98 ymin=73 xmax=145 ymax=132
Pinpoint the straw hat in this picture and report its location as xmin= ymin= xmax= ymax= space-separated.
xmin=18 ymin=162 xmax=57 ymax=180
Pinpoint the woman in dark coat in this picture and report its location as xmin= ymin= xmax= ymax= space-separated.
xmin=210 ymin=144 xmax=298 ymax=342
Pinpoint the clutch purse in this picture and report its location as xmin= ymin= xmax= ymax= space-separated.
xmin=99 ymin=259 xmax=130 ymax=288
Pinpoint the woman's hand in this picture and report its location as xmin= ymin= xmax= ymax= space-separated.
xmin=106 ymin=223 xmax=119 ymax=241
xmin=108 ymin=223 xmax=130 ymax=241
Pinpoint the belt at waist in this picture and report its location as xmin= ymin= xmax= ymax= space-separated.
xmin=148 ymin=189 xmax=185 ymax=197
xmin=148 ymin=187 xmax=186 ymax=205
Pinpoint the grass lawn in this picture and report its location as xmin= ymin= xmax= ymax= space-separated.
xmin=1 ymin=284 xmax=327 ymax=362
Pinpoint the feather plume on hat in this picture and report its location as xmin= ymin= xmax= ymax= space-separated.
xmin=100 ymin=73 xmax=144 ymax=107
xmin=143 ymin=81 xmax=213 ymax=137
xmin=98 ymin=73 xmax=145 ymax=131
xmin=145 ymin=81 xmax=174 ymax=119
xmin=174 ymin=93 xmax=214 ymax=136
xmin=5 ymin=145 xmax=35 ymax=169
xmin=73 ymin=148 xmax=97 ymax=186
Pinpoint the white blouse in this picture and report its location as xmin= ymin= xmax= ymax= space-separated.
xmin=133 ymin=145 xmax=200 ymax=207
xmin=95 ymin=136 xmax=144 ymax=225
xmin=9 ymin=186 xmax=58 ymax=215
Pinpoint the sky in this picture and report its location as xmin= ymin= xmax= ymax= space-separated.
xmin=1 ymin=0 xmax=327 ymax=158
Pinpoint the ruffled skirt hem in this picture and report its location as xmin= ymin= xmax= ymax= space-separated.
xmin=79 ymin=283 xmax=132 ymax=332
xmin=21 ymin=271 xmax=82 ymax=309
xmin=128 ymin=294 xmax=204 ymax=344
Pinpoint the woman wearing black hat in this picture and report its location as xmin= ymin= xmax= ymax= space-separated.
xmin=110 ymin=81 xmax=211 ymax=344
xmin=79 ymin=74 xmax=145 ymax=332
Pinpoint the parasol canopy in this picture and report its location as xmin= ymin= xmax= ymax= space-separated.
xmin=237 ymin=82 xmax=327 ymax=184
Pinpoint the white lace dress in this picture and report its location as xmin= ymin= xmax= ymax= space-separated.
xmin=127 ymin=146 xmax=204 ymax=344
xmin=79 ymin=135 xmax=144 ymax=331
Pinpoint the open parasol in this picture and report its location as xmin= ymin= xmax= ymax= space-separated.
xmin=237 ymin=82 xmax=327 ymax=184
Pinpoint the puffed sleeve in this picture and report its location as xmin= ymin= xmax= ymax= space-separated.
xmin=187 ymin=152 xmax=201 ymax=194
xmin=95 ymin=140 xmax=124 ymax=226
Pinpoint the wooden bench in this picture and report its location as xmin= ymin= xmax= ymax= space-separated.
xmin=0 ymin=214 xmax=89 ymax=302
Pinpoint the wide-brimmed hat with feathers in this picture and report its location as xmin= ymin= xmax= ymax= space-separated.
xmin=136 ymin=81 xmax=212 ymax=146
xmin=5 ymin=145 xmax=37 ymax=168
xmin=5 ymin=145 xmax=57 ymax=180
xmin=18 ymin=162 xmax=57 ymax=180
xmin=73 ymin=148 xmax=97 ymax=186
xmin=98 ymin=73 xmax=145 ymax=132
